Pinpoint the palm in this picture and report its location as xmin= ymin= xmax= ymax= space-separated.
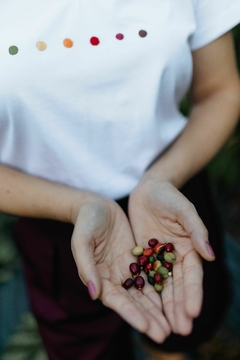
xmin=129 ymin=180 xmax=206 ymax=335
xmin=71 ymin=197 xmax=170 ymax=343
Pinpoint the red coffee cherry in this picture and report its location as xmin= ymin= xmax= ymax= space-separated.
xmin=153 ymin=273 xmax=163 ymax=284
xmin=134 ymin=276 xmax=145 ymax=290
xmin=129 ymin=262 xmax=140 ymax=276
xmin=165 ymin=243 xmax=174 ymax=252
xmin=143 ymin=248 xmax=154 ymax=257
xmin=138 ymin=255 xmax=148 ymax=267
xmin=144 ymin=263 xmax=153 ymax=274
xmin=162 ymin=261 xmax=173 ymax=271
xmin=122 ymin=278 xmax=134 ymax=289
xmin=153 ymin=243 xmax=165 ymax=254
xmin=148 ymin=238 xmax=159 ymax=248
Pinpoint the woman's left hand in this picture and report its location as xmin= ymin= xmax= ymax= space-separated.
xmin=128 ymin=176 xmax=215 ymax=335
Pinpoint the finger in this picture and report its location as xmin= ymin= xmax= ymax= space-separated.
xmin=179 ymin=202 xmax=215 ymax=262
xmin=160 ymin=274 xmax=177 ymax=332
xmin=71 ymin=224 xmax=102 ymax=300
xmin=102 ymin=281 xmax=171 ymax=343
xmin=133 ymin=284 xmax=171 ymax=337
xmin=183 ymin=250 xmax=203 ymax=318
xmin=172 ymin=261 xmax=193 ymax=335
xmin=142 ymin=277 xmax=163 ymax=309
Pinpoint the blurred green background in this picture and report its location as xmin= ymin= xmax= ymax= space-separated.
xmin=0 ymin=24 xmax=240 ymax=360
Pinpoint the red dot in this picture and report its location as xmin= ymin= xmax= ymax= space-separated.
xmin=116 ymin=33 xmax=124 ymax=40
xmin=90 ymin=37 xmax=100 ymax=46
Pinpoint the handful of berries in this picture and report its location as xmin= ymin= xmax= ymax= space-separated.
xmin=122 ymin=239 xmax=176 ymax=293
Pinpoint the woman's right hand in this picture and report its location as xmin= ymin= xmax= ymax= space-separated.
xmin=0 ymin=164 xmax=170 ymax=342
xmin=70 ymin=193 xmax=171 ymax=343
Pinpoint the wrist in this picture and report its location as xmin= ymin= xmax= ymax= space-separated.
xmin=143 ymin=154 xmax=191 ymax=189
xmin=69 ymin=190 xmax=102 ymax=224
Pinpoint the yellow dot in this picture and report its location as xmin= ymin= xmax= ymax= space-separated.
xmin=36 ymin=41 xmax=47 ymax=51
xmin=63 ymin=38 xmax=74 ymax=48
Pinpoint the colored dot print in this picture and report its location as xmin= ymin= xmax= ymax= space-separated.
xmin=9 ymin=45 xmax=18 ymax=55
xmin=90 ymin=37 xmax=100 ymax=46
xmin=63 ymin=38 xmax=74 ymax=48
xmin=36 ymin=41 xmax=47 ymax=51
xmin=116 ymin=33 xmax=124 ymax=40
xmin=139 ymin=30 xmax=147 ymax=38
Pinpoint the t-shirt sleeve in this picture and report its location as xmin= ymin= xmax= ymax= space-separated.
xmin=190 ymin=0 xmax=240 ymax=51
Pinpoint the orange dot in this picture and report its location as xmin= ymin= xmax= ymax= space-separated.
xmin=63 ymin=38 xmax=74 ymax=48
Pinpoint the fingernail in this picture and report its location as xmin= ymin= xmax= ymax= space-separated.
xmin=87 ymin=281 xmax=96 ymax=299
xmin=206 ymin=242 xmax=215 ymax=258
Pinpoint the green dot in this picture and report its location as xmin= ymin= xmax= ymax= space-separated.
xmin=9 ymin=45 xmax=19 ymax=55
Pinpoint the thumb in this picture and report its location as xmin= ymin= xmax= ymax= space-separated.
xmin=71 ymin=225 xmax=102 ymax=300
xmin=181 ymin=203 xmax=216 ymax=261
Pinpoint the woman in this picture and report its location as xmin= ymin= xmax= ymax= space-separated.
xmin=0 ymin=0 xmax=240 ymax=359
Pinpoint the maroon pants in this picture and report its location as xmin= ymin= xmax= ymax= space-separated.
xmin=14 ymin=171 xmax=231 ymax=358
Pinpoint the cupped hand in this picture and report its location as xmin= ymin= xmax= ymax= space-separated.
xmin=70 ymin=193 xmax=171 ymax=343
xmin=128 ymin=177 xmax=215 ymax=336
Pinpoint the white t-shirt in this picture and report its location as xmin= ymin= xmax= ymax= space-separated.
xmin=0 ymin=0 xmax=239 ymax=199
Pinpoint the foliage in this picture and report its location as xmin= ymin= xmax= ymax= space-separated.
xmin=0 ymin=313 xmax=47 ymax=360
xmin=207 ymin=24 xmax=240 ymax=190
xmin=0 ymin=214 xmax=19 ymax=283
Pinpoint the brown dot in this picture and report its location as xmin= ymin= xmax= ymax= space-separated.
xmin=63 ymin=38 xmax=74 ymax=48
xmin=36 ymin=41 xmax=47 ymax=51
xmin=139 ymin=30 xmax=147 ymax=38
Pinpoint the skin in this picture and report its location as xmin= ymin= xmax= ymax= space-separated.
xmin=0 ymin=31 xmax=240 ymax=343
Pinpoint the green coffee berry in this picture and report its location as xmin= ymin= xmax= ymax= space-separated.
xmin=164 ymin=252 xmax=176 ymax=263
xmin=154 ymin=283 xmax=163 ymax=292
xmin=131 ymin=246 xmax=144 ymax=256
xmin=157 ymin=266 xmax=169 ymax=279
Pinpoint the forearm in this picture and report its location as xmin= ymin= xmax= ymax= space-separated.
xmin=0 ymin=164 xmax=92 ymax=223
xmin=144 ymin=85 xmax=240 ymax=188
xmin=143 ymin=32 xmax=240 ymax=189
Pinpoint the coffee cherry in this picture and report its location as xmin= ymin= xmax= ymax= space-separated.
xmin=156 ymin=253 xmax=164 ymax=261
xmin=127 ymin=238 xmax=175 ymax=294
xmin=153 ymin=260 xmax=161 ymax=271
xmin=138 ymin=255 xmax=148 ymax=267
xmin=154 ymin=283 xmax=163 ymax=292
xmin=148 ymin=256 xmax=155 ymax=264
xmin=164 ymin=252 xmax=176 ymax=263
xmin=129 ymin=262 xmax=140 ymax=276
xmin=165 ymin=243 xmax=174 ymax=252
xmin=153 ymin=243 xmax=165 ymax=254
xmin=143 ymin=248 xmax=154 ymax=257
xmin=131 ymin=246 xmax=144 ymax=256
xmin=149 ymin=270 xmax=156 ymax=277
xmin=144 ymin=263 xmax=153 ymax=274
xmin=148 ymin=238 xmax=159 ymax=248
xmin=153 ymin=273 xmax=163 ymax=284
xmin=122 ymin=278 xmax=134 ymax=289
xmin=157 ymin=266 xmax=169 ymax=279
xmin=162 ymin=261 xmax=173 ymax=271
xmin=134 ymin=276 xmax=145 ymax=290
xmin=148 ymin=276 xmax=155 ymax=285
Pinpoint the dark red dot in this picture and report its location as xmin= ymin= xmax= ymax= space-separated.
xmin=90 ymin=37 xmax=100 ymax=46
xmin=116 ymin=33 xmax=124 ymax=40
